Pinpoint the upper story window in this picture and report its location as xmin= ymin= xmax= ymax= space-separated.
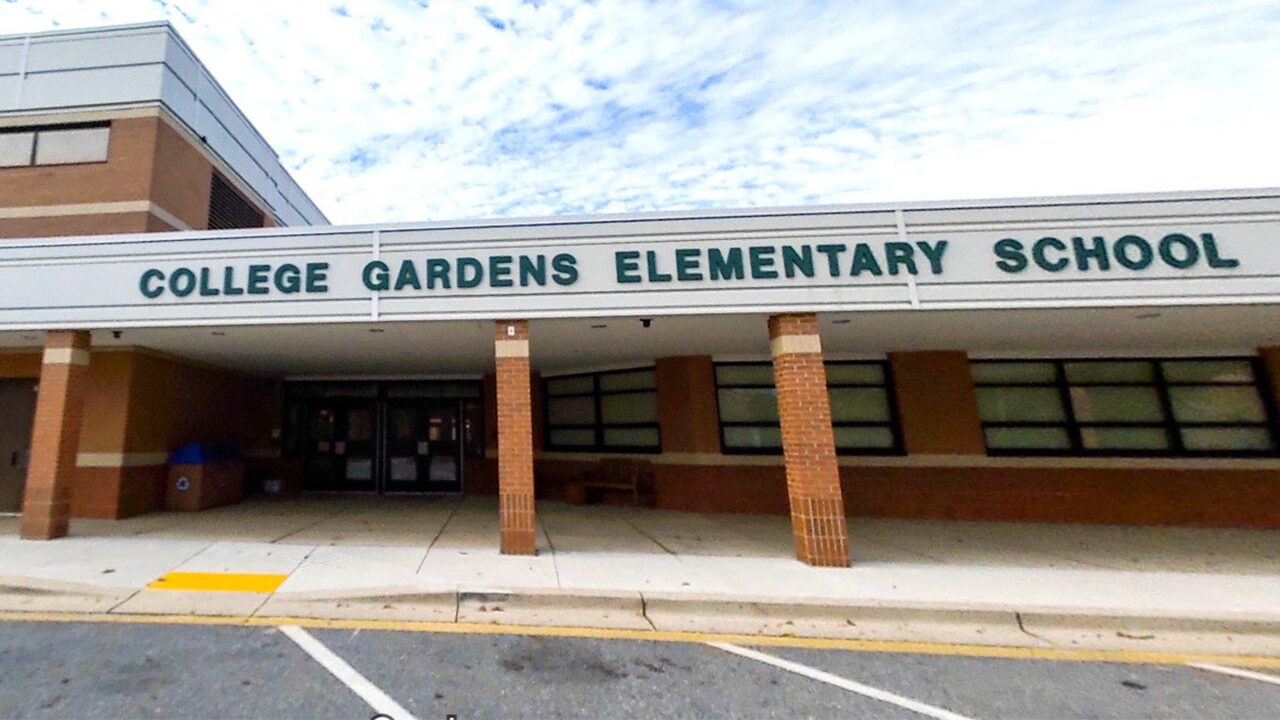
xmin=544 ymin=367 xmax=660 ymax=453
xmin=0 ymin=122 xmax=110 ymax=167
xmin=714 ymin=361 xmax=902 ymax=455
xmin=208 ymin=172 xmax=266 ymax=230
xmin=973 ymin=358 xmax=1278 ymax=456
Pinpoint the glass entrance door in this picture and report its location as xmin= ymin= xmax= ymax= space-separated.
xmin=384 ymin=399 xmax=463 ymax=494
xmin=304 ymin=400 xmax=379 ymax=492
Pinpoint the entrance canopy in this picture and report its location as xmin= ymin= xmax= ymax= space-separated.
xmin=0 ymin=189 xmax=1278 ymax=333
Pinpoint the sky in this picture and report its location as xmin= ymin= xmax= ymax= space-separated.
xmin=2 ymin=0 xmax=1278 ymax=224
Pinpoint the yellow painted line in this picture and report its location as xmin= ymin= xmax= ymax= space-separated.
xmin=146 ymin=572 xmax=287 ymax=594
xmin=0 ymin=610 xmax=1276 ymax=669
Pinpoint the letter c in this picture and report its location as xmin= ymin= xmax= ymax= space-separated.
xmin=140 ymin=269 xmax=165 ymax=299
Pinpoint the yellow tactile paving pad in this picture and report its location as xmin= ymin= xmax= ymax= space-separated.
xmin=147 ymin=572 xmax=287 ymax=594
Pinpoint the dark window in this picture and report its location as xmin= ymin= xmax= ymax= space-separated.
xmin=208 ymin=172 xmax=265 ymax=230
xmin=973 ymin=358 xmax=1278 ymax=456
xmin=714 ymin=361 xmax=902 ymax=455
xmin=543 ymin=367 xmax=660 ymax=452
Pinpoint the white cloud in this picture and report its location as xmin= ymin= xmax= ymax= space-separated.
xmin=2 ymin=0 xmax=1278 ymax=223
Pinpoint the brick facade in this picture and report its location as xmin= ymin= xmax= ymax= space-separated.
xmin=889 ymin=350 xmax=986 ymax=455
xmin=495 ymin=320 xmax=537 ymax=555
xmin=20 ymin=331 xmax=91 ymax=540
xmin=767 ymin=313 xmax=850 ymax=566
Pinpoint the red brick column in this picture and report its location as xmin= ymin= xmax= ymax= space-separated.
xmin=495 ymin=320 xmax=536 ymax=555
xmin=768 ymin=313 xmax=849 ymax=567
xmin=21 ymin=330 xmax=91 ymax=540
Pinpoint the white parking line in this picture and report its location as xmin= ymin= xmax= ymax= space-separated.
xmin=708 ymin=642 xmax=975 ymax=720
xmin=1189 ymin=662 xmax=1280 ymax=687
xmin=279 ymin=625 xmax=419 ymax=720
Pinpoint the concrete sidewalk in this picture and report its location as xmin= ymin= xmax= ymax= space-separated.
xmin=0 ymin=496 xmax=1277 ymax=655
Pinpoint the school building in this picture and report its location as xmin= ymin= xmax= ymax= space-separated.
xmin=2 ymin=23 xmax=1279 ymax=567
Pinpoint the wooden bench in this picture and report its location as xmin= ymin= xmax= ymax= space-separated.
xmin=564 ymin=458 xmax=655 ymax=507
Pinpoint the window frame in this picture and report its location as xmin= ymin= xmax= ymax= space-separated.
xmin=542 ymin=366 xmax=661 ymax=453
xmin=714 ymin=360 xmax=904 ymax=456
xmin=973 ymin=356 xmax=1280 ymax=458
xmin=0 ymin=121 xmax=111 ymax=168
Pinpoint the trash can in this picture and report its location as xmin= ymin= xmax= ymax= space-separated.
xmin=165 ymin=442 xmax=245 ymax=511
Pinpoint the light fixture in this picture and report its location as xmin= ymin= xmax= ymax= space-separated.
xmin=831 ymin=318 xmax=851 ymax=325
xmin=1135 ymin=313 xmax=1162 ymax=320
xmin=590 ymin=324 xmax=607 ymax=329
xmin=369 ymin=328 xmax=385 ymax=333
xmin=640 ymin=318 xmax=652 ymax=328
xmin=211 ymin=331 xmax=226 ymax=336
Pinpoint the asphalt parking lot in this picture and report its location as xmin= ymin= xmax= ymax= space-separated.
xmin=0 ymin=619 xmax=1276 ymax=719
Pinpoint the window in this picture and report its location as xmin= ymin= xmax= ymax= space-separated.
xmin=543 ymin=367 xmax=660 ymax=452
xmin=0 ymin=123 xmax=110 ymax=167
xmin=208 ymin=172 xmax=266 ymax=230
xmin=715 ymin=361 xmax=901 ymax=455
xmin=973 ymin=358 xmax=1277 ymax=456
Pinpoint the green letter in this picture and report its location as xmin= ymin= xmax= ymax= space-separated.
xmin=916 ymin=240 xmax=948 ymax=275
xmin=198 ymin=267 xmax=220 ymax=296
xmin=458 ymin=257 xmax=484 ymax=288
xmin=815 ymin=244 xmax=846 ymax=277
xmin=749 ymin=246 xmax=778 ymax=279
xmin=222 ymin=266 xmax=245 ymax=296
xmin=395 ymin=260 xmax=422 ymax=290
xmin=274 ymin=264 xmax=301 ymax=294
xmin=1202 ymin=233 xmax=1239 ymax=269
xmin=425 ymin=258 xmax=452 ymax=289
xmin=615 ymin=251 xmax=642 ymax=283
xmin=884 ymin=242 xmax=918 ymax=275
xmin=707 ymin=248 xmax=744 ymax=280
xmin=1113 ymin=235 xmax=1153 ymax=271
xmin=247 ymin=264 xmax=271 ymax=294
xmin=140 ymin=269 xmax=165 ymax=299
xmin=645 ymin=251 xmax=673 ymax=282
xmin=1032 ymin=237 xmax=1069 ymax=272
xmin=551 ymin=253 xmax=578 ymax=285
xmin=675 ymin=248 xmax=703 ymax=281
xmin=781 ymin=245 xmax=814 ymax=278
xmin=489 ymin=255 xmax=514 ymax=288
xmin=518 ymin=255 xmax=546 ymax=286
xmin=170 ymin=268 xmax=197 ymax=297
xmin=362 ymin=261 xmax=390 ymax=291
xmin=993 ymin=239 xmax=1027 ymax=273
xmin=305 ymin=262 xmax=329 ymax=293
xmin=1158 ymin=234 xmax=1199 ymax=269
xmin=1072 ymin=236 xmax=1110 ymax=271
xmin=849 ymin=244 xmax=883 ymax=276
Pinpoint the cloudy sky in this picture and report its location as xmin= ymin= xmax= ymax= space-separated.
xmin=3 ymin=0 xmax=1278 ymax=223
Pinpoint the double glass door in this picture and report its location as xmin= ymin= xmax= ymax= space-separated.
xmin=303 ymin=398 xmax=463 ymax=494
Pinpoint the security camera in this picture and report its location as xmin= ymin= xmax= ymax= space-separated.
xmin=112 ymin=330 xmax=123 ymax=340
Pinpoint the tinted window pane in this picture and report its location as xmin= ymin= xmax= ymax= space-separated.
xmin=1161 ymin=360 xmax=1255 ymax=384
xmin=601 ymin=392 xmax=658 ymax=423
xmin=549 ymin=429 xmax=595 ymax=447
xmin=1168 ymin=386 xmax=1267 ymax=423
xmin=1064 ymin=361 xmax=1154 ymax=384
xmin=825 ymin=363 xmax=884 ymax=385
xmin=0 ymin=131 xmax=34 ymax=167
xmin=715 ymin=364 xmax=774 ymax=385
xmin=977 ymin=387 xmax=1067 ymax=422
xmin=545 ymin=375 xmax=593 ymax=395
xmin=547 ymin=395 xmax=595 ymax=425
xmin=34 ymin=126 xmax=109 ymax=165
xmin=603 ymin=427 xmax=660 ymax=448
xmin=1080 ymin=426 xmax=1171 ymax=450
xmin=984 ymin=427 xmax=1072 ymax=450
xmin=723 ymin=425 xmax=781 ymax=449
xmin=829 ymin=387 xmax=890 ymax=422
xmin=717 ymin=388 xmax=779 ymax=422
xmin=970 ymin=362 xmax=1056 ymax=384
xmin=1070 ymin=386 xmax=1164 ymax=422
xmin=1181 ymin=427 xmax=1275 ymax=452
xmin=599 ymin=370 xmax=656 ymax=392
xmin=834 ymin=425 xmax=895 ymax=449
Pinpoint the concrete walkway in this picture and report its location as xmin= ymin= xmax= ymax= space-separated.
xmin=0 ymin=496 xmax=1277 ymax=655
